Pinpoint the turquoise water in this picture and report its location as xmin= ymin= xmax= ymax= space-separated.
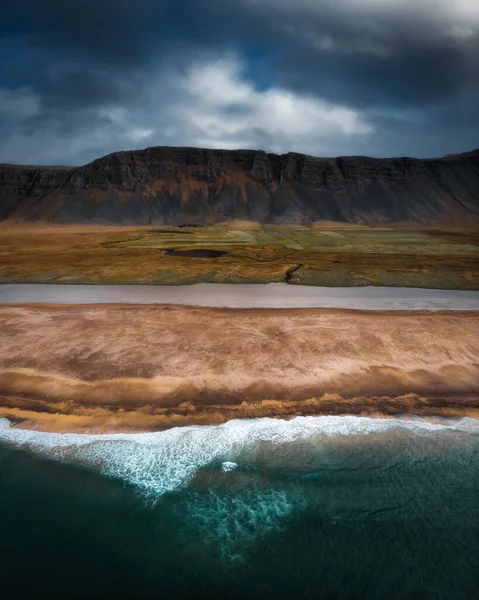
xmin=0 ymin=416 xmax=478 ymax=599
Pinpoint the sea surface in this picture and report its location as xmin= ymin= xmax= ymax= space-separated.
xmin=1 ymin=416 xmax=478 ymax=600
xmin=1 ymin=282 xmax=479 ymax=309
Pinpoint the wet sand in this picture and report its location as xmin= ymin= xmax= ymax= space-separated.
xmin=0 ymin=304 xmax=477 ymax=432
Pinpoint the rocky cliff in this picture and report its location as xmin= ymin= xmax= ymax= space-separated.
xmin=1 ymin=146 xmax=478 ymax=224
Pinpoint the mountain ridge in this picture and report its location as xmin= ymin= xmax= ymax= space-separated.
xmin=1 ymin=146 xmax=478 ymax=224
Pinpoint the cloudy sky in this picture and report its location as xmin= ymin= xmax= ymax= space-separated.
xmin=1 ymin=0 xmax=478 ymax=165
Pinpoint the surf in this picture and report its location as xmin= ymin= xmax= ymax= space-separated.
xmin=0 ymin=416 xmax=477 ymax=498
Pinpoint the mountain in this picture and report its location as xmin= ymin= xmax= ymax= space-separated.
xmin=1 ymin=146 xmax=478 ymax=224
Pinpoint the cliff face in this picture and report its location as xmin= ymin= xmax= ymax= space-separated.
xmin=1 ymin=146 xmax=478 ymax=224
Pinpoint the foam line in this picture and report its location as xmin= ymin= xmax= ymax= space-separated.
xmin=0 ymin=416 xmax=477 ymax=497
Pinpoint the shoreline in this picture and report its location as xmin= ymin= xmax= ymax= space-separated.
xmin=2 ymin=280 xmax=479 ymax=291
xmin=3 ymin=301 xmax=479 ymax=315
xmin=2 ymin=411 xmax=478 ymax=438
xmin=0 ymin=303 xmax=477 ymax=433
xmin=2 ymin=397 xmax=479 ymax=435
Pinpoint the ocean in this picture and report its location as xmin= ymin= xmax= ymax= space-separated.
xmin=0 ymin=416 xmax=478 ymax=600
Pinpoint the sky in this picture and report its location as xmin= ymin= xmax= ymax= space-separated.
xmin=0 ymin=0 xmax=478 ymax=165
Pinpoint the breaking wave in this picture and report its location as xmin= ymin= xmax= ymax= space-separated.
xmin=0 ymin=416 xmax=477 ymax=498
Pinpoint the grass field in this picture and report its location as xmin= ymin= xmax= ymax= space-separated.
xmin=0 ymin=223 xmax=478 ymax=289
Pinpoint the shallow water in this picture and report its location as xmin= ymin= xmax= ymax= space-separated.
xmin=0 ymin=416 xmax=478 ymax=599
xmin=1 ymin=283 xmax=478 ymax=309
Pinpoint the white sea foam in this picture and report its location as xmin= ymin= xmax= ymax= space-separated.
xmin=221 ymin=461 xmax=238 ymax=472
xmin=0 ymin=416 xmax=477 ymax=497
xmin=182 ymin=487 xmax=299 ymax=562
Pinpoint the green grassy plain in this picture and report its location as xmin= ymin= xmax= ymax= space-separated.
xmin=0 ymin=223 xmax=478 ymax=289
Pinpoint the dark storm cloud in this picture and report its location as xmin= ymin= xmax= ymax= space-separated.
xmin=3 ymin=0 xmax=476 ymax=108
xmin=280 ymin=39 xmax=476 ymax=108
xmin=257 ymin=4 xmax=479 ymax=109
xmin=1 ymin=0 xmax=163 ymax=64
xmin=0 ymin=0 xmax=477 ymax=164
xmin=1 ymin=0 xmax=259 ymax=108
xmin=1 ymin=0 xmax=252 ymax=66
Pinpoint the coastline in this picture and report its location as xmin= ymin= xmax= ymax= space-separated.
xmin=3 ymin=396 xmax=479 ymax=434
xmin=1 ymin=303 xmax=477 ymax=433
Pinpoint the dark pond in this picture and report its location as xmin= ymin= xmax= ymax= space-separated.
xmin=165 ymin=249 xmax=228 ymax=258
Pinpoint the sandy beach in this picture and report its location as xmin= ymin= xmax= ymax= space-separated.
xmin=0 ymin=303 xmax=477 ymax=432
